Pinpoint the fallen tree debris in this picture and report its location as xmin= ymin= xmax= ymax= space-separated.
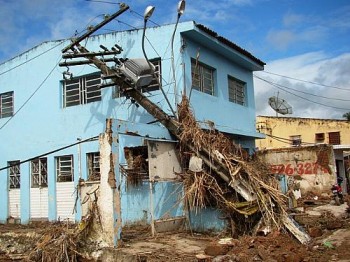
xmin=177 ymin=96 xmax=310 ymax=243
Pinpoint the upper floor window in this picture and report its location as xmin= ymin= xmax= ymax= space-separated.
xmin=328 ymin=131 xmax=340 ymax=145
xmin=113 ymin=58 xmax=161 ymax=98
xmin=315 ymin=133 xmax=325 ymax=143
xmin=0 ymin=91 xmax=14 ymax=118
xmin=87 ymin=152 xmax=100 ymax=181
xmin=56 ymin=155 xmax=74 ymax=182
xmin=228 ymin=76 xmax=246 ymax=105
xmin=63 ymin=72 xmax=101 ymax=107
xmin=191 ymin=59 xmax=214 ymax=95
xmin=290 ymin=135 xmax=301 ymax=146
xmin=31 ymin=158 xmax=48 ymax=188
xmin=8 ymin=160 xmax=20 ymax=189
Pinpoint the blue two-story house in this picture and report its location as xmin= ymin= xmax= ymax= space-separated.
xmin=0 ymin=17 xmax=264 ymax=238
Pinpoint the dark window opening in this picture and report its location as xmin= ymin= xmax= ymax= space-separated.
xmin=87 ymin=152 xmax=100 ymax=181
xmin=290 ymin=135 xmax=301 ymax=146
xmin=120 ymin=146 xmax=149 ymax=187
xmin=315 ymin=133 xmax=325 ymax=143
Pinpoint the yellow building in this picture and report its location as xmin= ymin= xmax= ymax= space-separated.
xmin=256 ymin=116 xmax=350 ymax=149
xmin=256 ymin=116 xmax=350 ymax=193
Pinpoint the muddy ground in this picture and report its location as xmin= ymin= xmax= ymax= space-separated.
xmin=1 ymin=197 xmax=350 ymax=261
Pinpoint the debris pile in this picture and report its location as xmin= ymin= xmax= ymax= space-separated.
xmin=177 ymin=96 xmax=289 ymax=236
xmin=26 ymin=204 xmax=97 ymax=261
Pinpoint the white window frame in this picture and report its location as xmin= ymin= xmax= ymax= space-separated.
xmin=56 ymin=155 xmax=74 ymax=182
xmin=87 ymin=152 xmax=100 ymax=180
xmin=228 ymin=76 xmax=246 ymax=106
xmin=8 ymin=160 xmax=20 ymax=189
xmin=191 ymin=59 xmax=214 ymax=95
xmin=31 ymin=158 xmax=48 ymax=188
xmin=63 ymin=72 xmax=101 ymax=107
xmin=0 ymin=91 xmax=14 ymax=118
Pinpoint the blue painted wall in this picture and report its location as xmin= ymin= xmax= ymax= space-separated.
xmin=0 ymin=20 xmax=263 ymax=224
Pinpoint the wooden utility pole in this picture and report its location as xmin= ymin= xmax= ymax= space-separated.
xmin=60 ymin=4 xmax=311 ymax=244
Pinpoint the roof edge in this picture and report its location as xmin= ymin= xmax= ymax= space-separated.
xmin=194 ymin=23 xmax=265 ymax=67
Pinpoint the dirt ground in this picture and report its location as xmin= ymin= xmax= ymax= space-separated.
xmin=1 ymin=197 xmax=350 ymax=261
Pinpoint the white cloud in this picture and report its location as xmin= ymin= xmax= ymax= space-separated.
xmin=266 ymin=30 xmax=296 ymax=50
xmin=254 ymin=52 xmax=350 ymax=119
xmin=283 ymin=13 xmax=305 ymax=27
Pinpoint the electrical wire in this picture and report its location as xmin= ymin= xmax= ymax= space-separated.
xmin=0 ymin=41 xmax=64 ymax=76
xmin=261 ymin=132 xmax=318 ymax=146
xmin=259 ymin=70 xmax=350 ymax=91
xmin=254 ymin=75 xmax=350 ymax=111
xmin=0 ymin=58 xmax=61 ymax=131
xmin=84 ymin=0 xmax=120 ymax=4
xmin=254 ymin=75 xmax=350 ymax=102
xmin=129 ymin=9 xmax=160 ymax=26
xmin=0 ymin=135 xmax=98 ymax=171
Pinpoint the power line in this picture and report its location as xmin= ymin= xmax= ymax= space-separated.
xmin=259 ymin=70 xmax=350 ymax=91
xmin=254 ymin=75 xmax=350 ymax=111
xmin=0 ymin=59 xmax=61 ymax=131
xmin=0 ymin=135 xmax=99 ymax=171
xmin=254 ymin=75 xmax=350 ymax=102
xmin=129 ymin=9 xmax=160 ymax=26
xmin=84 ymin=0 xmax=120 ymax=4
xmin=262 ymin=133 xmax=317 ymax=146
xmin=0 ymin=41 xmax=64 ymax=76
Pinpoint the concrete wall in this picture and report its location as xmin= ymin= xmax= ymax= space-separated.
xmin=257 ymin=145 xmax=336 ymax=195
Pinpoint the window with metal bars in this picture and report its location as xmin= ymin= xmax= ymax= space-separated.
xmin=0 ymin=91 xmax=14 ymax=118
xmin=63 ymin=72 xmax=101 ymax=107
xmin=228 ymin=76 xmax=246 ymax=105
xmin=87 ymin=152 xmax=100 ymax=181
xmin=31 ymin=158 xmax=48 ymax=188
xmin=8 ymin=160 xmax=20 ymax=189
xmin=56 ymin=155 xmax=74 ymax=182
xmin=191 ymin=59 xmax=214 ymax=95
xmin=328 ymin=131 xmax=340 ymax=145
xmin=113 ymin=58 xmax=161 ymax=98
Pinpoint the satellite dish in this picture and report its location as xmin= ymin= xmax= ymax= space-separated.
xmin=268 ymin=96 xmax=293 ymax=115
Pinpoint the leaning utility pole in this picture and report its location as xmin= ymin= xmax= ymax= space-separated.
xmin=60 ymin=3 xmax=310 ymax=244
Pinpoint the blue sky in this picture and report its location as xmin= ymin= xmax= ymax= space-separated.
xmin=1 ymin=0 xmax=350 ymax=119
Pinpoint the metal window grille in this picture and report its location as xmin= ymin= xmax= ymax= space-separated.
xmin=31 ymin=158 xmax=48 ymax=188
xmin=63 ymin=73 xmax=101 ymax=107
xmin=87 ymin=152 xmax=100 ymax=180
xmin=8 ymin=160 xmax=20 ymax=189
xmin=0 ymin=91 xmax=14 ymax=118
xmin=329 ymin=132 xmax=340 ymax=145
xmin=191 ymin=60 xmax=214 ymax=95
xmin=56 ymin=155 xmax=74 ymax=182
xmin=228 ymin=76 xmax=246 ymax=105
xmin=113 ymin=59 xmax=161 ymax=98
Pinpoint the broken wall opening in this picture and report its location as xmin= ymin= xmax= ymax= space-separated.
xmin=121 ymin=145 xmax=149 ymax=187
